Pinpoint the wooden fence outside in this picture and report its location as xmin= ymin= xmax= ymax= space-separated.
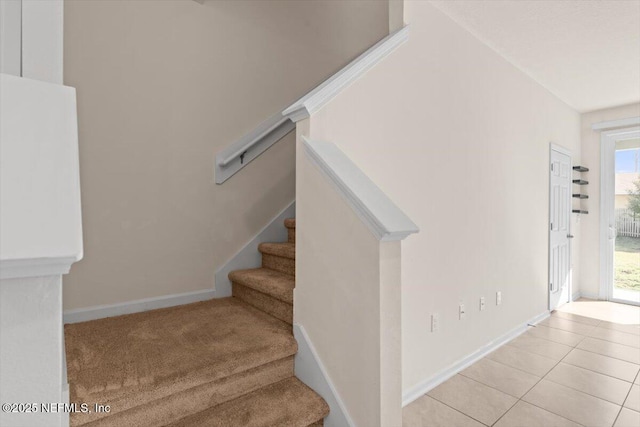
xmin=616 ymin=209 xmax=640 ymax=238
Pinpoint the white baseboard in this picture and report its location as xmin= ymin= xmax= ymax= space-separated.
xmin=402 ymin=310 xmax=550 ymax=407
xmin=64 ymin=201 xmax=295 ymax=324
xmin=214 ymin=201 xmax=295 ymax=297
xmin=63 ymin=289 xmax=215 ymax=324
xmin=293 ymin=324 xmax=355 ymax=427
xmin=572 ymin=290 xmax=601 ymax=301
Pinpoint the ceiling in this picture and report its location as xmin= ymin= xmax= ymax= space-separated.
xmin=429 ymin=0 xmax=640 ymax=113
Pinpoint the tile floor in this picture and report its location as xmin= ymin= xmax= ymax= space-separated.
xmin=403 ymin=300 xmax=640 ymax=427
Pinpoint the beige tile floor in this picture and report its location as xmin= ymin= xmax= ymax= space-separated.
xmin=403 ymin=300 xmax=640 ymax=427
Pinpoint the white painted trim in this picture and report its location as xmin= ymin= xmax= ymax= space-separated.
xmin=402 ymin=310 xmax=550 ymax=407
xmin=283 ymin=26 xmax=409 ymax=123
xmin=571 ymin=290 xmax=601 ymax=301
xmin=215 ymin=112 xmax=295 ymax=184
xmin=592 ymin=117 xmax=640 ymax=131
xmin=214 ymin=201 xmax=295 ymax=297
xmin=215 ymin=26 xmax=409 ymax=184
xmin=0 ymin=257 xmax=77 ymax=280
xmin=0 ymin=0 xmax=22 ymax=76
xmin=63 ymin=289 xmax=215 ymax=324
xmin=21 ymin=0 xmax=64 ymax=84
xmin=293 ymin=324 xmax=355 ymax=427
xmin=599 ymin=127 xmax=640 ymax=301
xmin=611 ymin=297 xmax=640 ymax=307
xmin=548 ymin=143 xmax=572 ymax=311
xmin=302 ymin=137 xmax=418 ymax=241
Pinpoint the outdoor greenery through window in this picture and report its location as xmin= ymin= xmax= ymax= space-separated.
xmin=614 ymin=141 xmax=640 ymax=299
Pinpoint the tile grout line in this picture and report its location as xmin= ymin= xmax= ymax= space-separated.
xmin=491 ymin=339 xmax=579 ymax=427
xmin=408 ymin=307 xmax=639 ymax=427
xmin=493 ymin=320 xmax=631 ymax=426
xmin=549 ymin=313 xmax=602 ymax=327
xmin=561 ymin=354 xmax=640 ymax=383
xmin=423 ymin=387 xmax=493 ymax=427
xmin=547 ymin=317 xmax=640 ymax=338
xmin=518 ymin=315 xmax=637 ymax=426
xmin=574 ymin=339 xmax=640 ymax=364
xmin=509 ymin=340 xmax=578 ymax=425
xmin=612 ymin=379 xmax=636 ymax=426
xmin=542 ymin=364 xmax=632 ymax=406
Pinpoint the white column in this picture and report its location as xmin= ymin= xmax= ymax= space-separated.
xmin=0 ymin=0 xmax=22 ymax=76
xmin=21 ymin=0 xmax=64 ymax=84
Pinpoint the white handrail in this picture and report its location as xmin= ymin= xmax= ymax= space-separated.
xmin=215 ymin=111 xmax=295 ymax=184
xmin=214 ymin=26 xmax=409 ymax=184
xmin=219 ymin=114 xmax=292 ymax=167
xmin=302 ymin=137 xmax=418 ymax=241
xmin=283 ymin=26 xmax=409 ymax=123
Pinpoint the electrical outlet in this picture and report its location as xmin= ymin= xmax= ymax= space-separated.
xmin=459 ymin=303 xmax=466 ymax=320
xmin=431 ymin=314 xmax=439 ymax=332
xmin=496 ymin=291 xmax=502 ymax=306
xmin=480 ymin=297 xmax=486 ymax=311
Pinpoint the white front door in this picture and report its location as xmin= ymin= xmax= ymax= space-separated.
xmin=549 ymin=147 xmax=571 ymax=311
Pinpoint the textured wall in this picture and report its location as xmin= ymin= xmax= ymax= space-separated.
xmin=63 ymin=0 xmax=388 ymax=310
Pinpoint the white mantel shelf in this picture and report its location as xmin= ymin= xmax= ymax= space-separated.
xmin=0 ymin=74 xmax=83 ymax=280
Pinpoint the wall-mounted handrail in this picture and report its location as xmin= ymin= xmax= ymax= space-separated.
xmin=283 ymin=26 xmax=409 ymax=123
xmin=215 ymin=111 xmax=295 ymax=184
xmin=214 ymin=26 xmax=409 ymax=184
xmin=219 ymin=114 xmax=292 ymax=167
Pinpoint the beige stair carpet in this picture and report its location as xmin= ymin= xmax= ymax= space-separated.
xmin=64 ymin=218 xmax=328 ymax=426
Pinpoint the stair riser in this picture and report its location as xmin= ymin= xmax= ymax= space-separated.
xmin=233 ymin=284 xmax=293 ymax=325
xmin=262 ymin=254 xmax=295 ymax=276
xmin=73 ymin=357 xmax=295 ymax=427
xmin=288 ymin=228 xmax=295 ymax=243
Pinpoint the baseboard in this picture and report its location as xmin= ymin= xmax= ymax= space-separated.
xmin=63 ymin=289 xmax=215 ymax=324
xmin=572 ymin=290 xmax=601 ymax=301
xmin=293 ymin=324 xmax=355 ymax=427
xmin=402 ymin=310 xmax=550 ymax=407
xmin=214 ymin=201 xmax=295 ymax=297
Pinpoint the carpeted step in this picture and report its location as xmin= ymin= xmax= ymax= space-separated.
xmin=167 ymin=377 xmax=329 ymax=427
xmin=259 ymin=242 xmax=295 ymax=276
xmin=229 ymin=268 xmax=294 ymax=304
xmin=64 ymin=298 xmax=297 ymax=426
xmin=284 ymin=218 xmax=296 ymax=243
xmin=230 ymin=268 xmax=294 ymax=324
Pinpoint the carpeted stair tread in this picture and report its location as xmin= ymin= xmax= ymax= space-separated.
xmin=284 ymin=218 xmax=296 ymax=229
xmin=65 ymin=298 xmax=297 ymax=425
xmin=79 ymin=357 xmax=294 ymax=427
xmin=233 ymin=285 xmax=293 ymax=325
xmin=229 ymin=268 xmax=294 ymax=304
xmin=258 ymin=242 xmax=295 ymax=260
xmin=168 ymin=377 xmax=329 ymax=427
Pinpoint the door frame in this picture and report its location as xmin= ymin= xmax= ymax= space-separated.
xmin=549 ymin=143 xmax=572 ymax=311
xmin=599 ymin=126 xmax=640 ymax=304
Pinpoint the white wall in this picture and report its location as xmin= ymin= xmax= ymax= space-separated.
xmin=0 ymin=276 xmax=65 ymax=427
xmin=0 ymin=0 xmax=64 ymax=83
xmin=295 ymin=118 xmax=402 ymax=426
xmin=579 ymin=103 xmax=640 ymax=298
xmin=21 ymin=0 xmax=64 ymax=84
xmin=0 ymin=0 xmax=22 ymax=76
xmin=302 ymin=1 xmax=581 ymax=398
xmin=62 ymin=0 xmax=389 ymax=311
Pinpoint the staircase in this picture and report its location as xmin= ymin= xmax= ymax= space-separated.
xmin=64 ymin=218 xmax=329 ymax=426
